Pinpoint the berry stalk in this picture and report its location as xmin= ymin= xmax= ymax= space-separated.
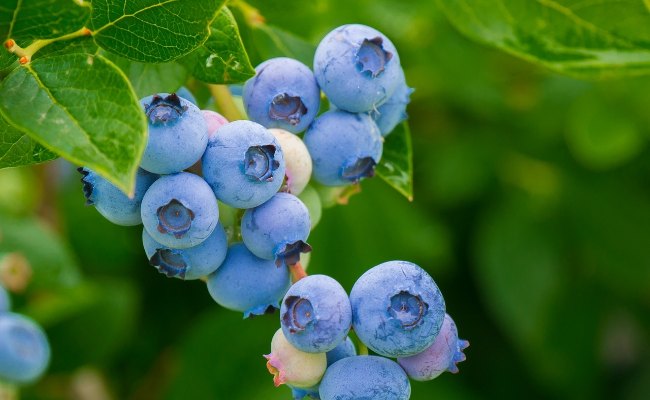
xmin=4 ymin=27 xmax=91 ymax=64
xmin=358 ymin=342 xmax=369 ymax=356
xmin=289 ymin=262 xmax=307 ymax=282
xmin=208 ymin=85 xmax=245 ymax=121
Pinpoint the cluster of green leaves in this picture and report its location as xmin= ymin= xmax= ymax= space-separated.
xmin=0 ymin=0 xmax=253 ymax=194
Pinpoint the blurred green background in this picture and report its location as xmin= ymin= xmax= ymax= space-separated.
xmin=1 ymin=0 xmax=649 ymax=399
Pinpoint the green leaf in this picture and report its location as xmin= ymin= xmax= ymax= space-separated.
xmin=376 ymin=122 xmax=413 ymax=201
xmin=437 ymin=0 xmax=650 ymax=78
xmin=0 ymin=0 xmax=89 ymax=40
xmin=34 ymin=35 xmax=98 ymax=60
xmin=250 ymin=24 xmax=315 ymax=66
xmin=0 ymin=55 xmax=18 ymax=79
xmin=179 ymin=7 xmax=255 ymax=84
xmin=0 ymin=52 xmax=146 ymax=195
xmin=0 ymin=0 xmax=90 ymax=70
xmin=107 ymin=53 xmax=189 ymax=98
xmin=0 ymin=214 xmax=81 ymax=291
xmin=0 ymin=114 xmax=57 ymax=168
xmin=91 ymin=0 xmax=225 ymax=63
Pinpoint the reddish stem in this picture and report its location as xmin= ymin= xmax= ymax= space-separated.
xmin=289 ymin=262 xmax=307 ymax=282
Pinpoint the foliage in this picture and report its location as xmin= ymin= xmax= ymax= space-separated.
xmin=1 ymin=1 xmax=649 ymax=400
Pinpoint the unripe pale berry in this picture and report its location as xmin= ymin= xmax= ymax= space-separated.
xmin=264 ymin=328 xmax=326 ymax=388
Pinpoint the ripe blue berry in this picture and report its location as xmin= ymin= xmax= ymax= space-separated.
xmin=326 ymin=336 xmax=356 ymax=367
xmin=0 ymin=285 xmax=10 ymax=313
xmin=202 ymin=120 xmax=286 ymax=209
xmin=139 ymin=93 xmax=208 ymax=174
xmin=0 ymin=313 xmax=50 ymax=384
xmin=350 ymin=261 xmax=446 ymax=357
xmin=319 ymin=356 xmax=411 ymax=400
xmin=78 ymin=167 xmax=157 ymax=226
xmin=398 ymin=313 xmax=469 ymax=380
xmin=270 ymin=129 xmax=312 ymax=195
xmin=241 ymin=193 xmax=311 ymax=267
xmin=280 ymin=275 xmax=352 ymax=353
xmin=371 ymin=69 xmax=413 ymax=136
xmin=244 ymin=57 xmax=320 ymax=133
xmin=304 ymin=110 xmax=382 ymax=186
xmin=142 ymin=223 xmax=227 ymax=280
xmin=207 ymin=243 xmax=291 ymax=318
xmin=141 ymin=172 xmax=219 ymax=249
xmin=314 ymin=24 xmax=401 ymax=113
xmin=265 ymin=328 xmax=326 ymax=388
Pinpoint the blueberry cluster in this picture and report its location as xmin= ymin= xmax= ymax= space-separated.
xmin=76 ymin=23 xmax=462 ymax=399
xmin=244 ymin=23 xmax=412 ymax=187
xmin=265 ymin=262 xmax=468 ymax=400
xmin=79 ymin=92 xmax=307 ymax=317
xmin=0 ymin=284 xmax=51 ymax=385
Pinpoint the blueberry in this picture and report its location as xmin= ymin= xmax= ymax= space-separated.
xmin=0 ymin=285 xmax=10 ymax=313
xmin=398 ymin=313 xmax=469 ymax=380
xmin=139 ymin=93 xmax=208 ymax=174
xmin=202 ymin=120 xmax=286 ymax=209
xmin=350 ymin=261 xmax=446 ymax=357
xmin=244 ymin=57 xmax=320 ymax=133
xmin=314 ymin=24 xmax=401 ymax=112
xmin=280 ymin=275 xmax=351 ymax=353
xmin=304 ymin=110 xmax=382 ymax=186
xmin=142 ymin=223 xmax=227 ymax=280
xmin=241 ymin=193 xmax=311 ymax=267
xmin=265 ymin=328 xmax=326 ymax=388
xmin=175 ymin=86 xmax=197 ymax=105
xmin=207 ymin=243 xmax=291 ymax=318
xmin=326 ymin=336 xmax=356 ymax=367
xmin=290 ymin=385 xmax=320 ymax=400
xmin=319 ymin=356 xmax=411 ymax=400
xmin=371 ymin=68 xmax=413 ymax=136
xmin=141 ymin=172 xmax=219 ymax=249
xmin=269 ymin=128 xmax=312 ymax=195
xmin=0 ymin=312 xmax=50 ymax=384
xmin=202 ymin=110 xmax=229 ymax=139
xmin=78 ymin=167 xmax=157 ymax=226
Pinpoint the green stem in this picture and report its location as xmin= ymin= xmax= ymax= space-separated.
xmin=4 ymin=27 xmax=91 ymax=64
xmin=232 ymin=208 xmax=245 ymax=242
xmin=358 ymin=342 xmax=369 ymax=356
xmin=230 ymin=0 xmax=265 ymax=27
xmin=208 ymin=84 xmax=245 ymax=121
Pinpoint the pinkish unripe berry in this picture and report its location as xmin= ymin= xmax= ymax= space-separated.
xmin=264 ymin=328 xmax=326 ymax=388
